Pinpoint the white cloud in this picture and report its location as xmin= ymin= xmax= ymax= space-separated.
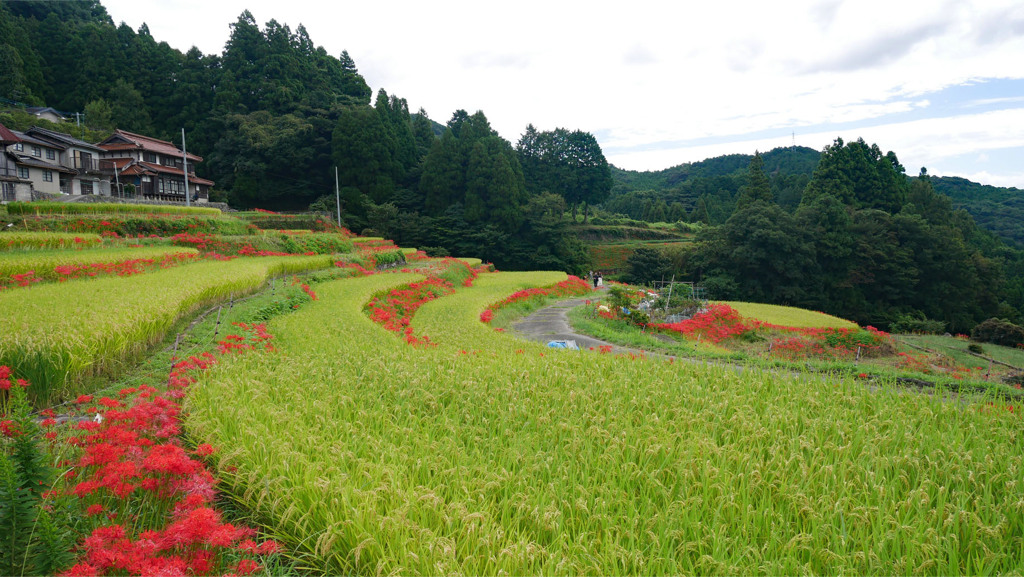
xmin=98 ymin=0 xmax=1024 ymax=187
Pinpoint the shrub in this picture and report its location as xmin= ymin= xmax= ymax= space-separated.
xmin=890 ymin=313 xmax=946 ymax=334
xmin=970 ymin=317 xmax=1024 ymax=348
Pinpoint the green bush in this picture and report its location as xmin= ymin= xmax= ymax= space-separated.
xmin=890 ymin=313 xmax=947 ymax=334
xmin=971 ymin=318 xmax=1024 ymax=348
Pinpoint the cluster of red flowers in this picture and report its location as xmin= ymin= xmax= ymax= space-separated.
xmin=335 ymin=261 xmax=376 ymax=276
xmin=236 ymin=245 xmax=292 ymax=257
xmin=54 ymin=253 xmax=198 ymax=281
xmin=479 ymin=309 xmax=493 ymax=323
xmin=0 ymin=270 xmax=42 ymax=290
xmin=0 ymin=320 xmax=286 ymax=575
xmin=895 ymin=351 xmax=930 ymax=373
xmin=170 ymin=233 xmax=229 ymax=253
xmin=653 ymin=304 xmax=755 ymax=343
xmin=486 ymin=276 xmax=591 ymax=312
xmin=356 ymin=239 xmax=400 ymax=250
xmin=289 ymin=276 xmax=318 ymax=301
xmin=365 ymin=277 xmax=454 ymax=346
xmin=62 ymin=322 xmax=279 ymax=575
xmin=251 ymin=208 xmax=279 ymax=214
xmin=0 ymin=364 xmax=30 ymax=392
xmin=216 ymin=322 xmax=275 ymax=355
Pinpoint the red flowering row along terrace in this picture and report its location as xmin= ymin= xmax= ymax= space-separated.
xmin=481 ymin=275 xmax=592 ymax=319
xmin=0 ymin=322 xmax=283 ymax=576
xmin=363 ymin=258 xmax=487 ymax=346
xmin=645 ymin=303 xmax=894 ymax=360
xmin=1 ymin=252 xmax=200 ymax=291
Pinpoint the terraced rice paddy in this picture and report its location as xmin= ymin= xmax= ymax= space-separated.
xmin=185 ymin=271 xmax=1024 ymax=575
xmin=721 ymin=301 xmax=859 ymax=329
xmin=0 ymin=246 xmax=199 ymax=281
xmin=0 ymin=255 xmax=334 ymax=401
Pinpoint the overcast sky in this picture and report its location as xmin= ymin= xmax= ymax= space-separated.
xmin=101 ymin=0 xmax=1024 ymax=188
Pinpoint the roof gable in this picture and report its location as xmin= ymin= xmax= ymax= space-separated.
xmin=0 ymin=123 xmax=20 ymax=144
xmin=26 ymin=126 xmax=104 ymax=152
xmin=98 ymin=129 xmax=202 ymax=162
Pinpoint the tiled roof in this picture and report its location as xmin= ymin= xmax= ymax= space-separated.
xmin=137 ymin=161 xmax=214 ymax=186
xmin=98 ymin=129 xmax=202 ymax=162
xmin=10 ymin=131 xmax=60 ymax=149
xmin=0 ymin=123 xmax=20 ymax=144
xmin=13 ymin=154 xmax=76 ymax=173
xmin=26 ymin=126 xmax=104 ymax=152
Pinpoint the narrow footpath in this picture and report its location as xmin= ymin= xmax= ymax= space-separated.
xmin=511 ymin=294 xmax=656 ymax=357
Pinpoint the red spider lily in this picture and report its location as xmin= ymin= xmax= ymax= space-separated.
xmin=7 ymin=325 xmax=289 ymax=575
xmin=486 ymin=276 xmax=590 ymax=312
xmin=365 ymin=277 xmax=455 ymax=346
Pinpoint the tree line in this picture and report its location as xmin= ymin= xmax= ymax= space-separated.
xmin=2 ymin=0 xmax=1022 ymax=330
xmin=627 ymin=140 xmax=1024 ymax=332
xmin=0 ymin=1 xmax=610 ymax=272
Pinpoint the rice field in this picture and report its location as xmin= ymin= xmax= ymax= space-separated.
xmin=0 ymin=231 xmax=104 ymax=251
xmin=185 ymin=271 xmax=1024 ymax=575
xmin=0 ymin=246 xmax=199 ymax=281
xmin=4 ymin=201 xmax=222 ymax=216
xmin=721 ymin=300 xmax=859 ymax=329
xmin=0 ymin=254 xmax=334 ymax=402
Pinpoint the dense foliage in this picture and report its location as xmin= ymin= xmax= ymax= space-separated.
xmin=613 ymin=140 xmax=1024 ymax=333
xmin=3 ymin=1 xmax=1023 ymax=330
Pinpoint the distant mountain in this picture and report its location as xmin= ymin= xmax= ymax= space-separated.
xmin=611 ymin=146 xmax=820 ymax=192
xmin=611 ymin=148 xmax=1024 ymax=247
xmin=607 ymin=146 xmax=821 ymax=223
xmin=930 ymin=176 xmax=1024 ymax=247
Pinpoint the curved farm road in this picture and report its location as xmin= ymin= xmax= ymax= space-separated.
xmin=510 ymin=294 xmax=672 ymax=359
xmin=514 ymin=296 xmax=979 ymax=401
xmin=511 ymin=297 xmax=612 ymax=351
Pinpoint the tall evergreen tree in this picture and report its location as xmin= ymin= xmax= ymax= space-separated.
xmin=735 ymin=151 xmax=773 ymax=210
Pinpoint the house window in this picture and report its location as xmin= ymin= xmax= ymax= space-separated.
xmin=1 ymin=182 xmax=13 ymax=201
xmin=17 ymin=166 xmax=28 ymax=179
xmin=13 ymin=143 xmax=23 ymax=152
xmin=43 ymin=170 xmax=53 ymax=182
xmin=81 ymin=181 xmax=94 ymax=195
xmin=32 ymin=146 xmax=41 ymax=157
xmin=144 ymin=152 xmax=157 ymax=163
xmin=46 ymin=149 xmax=55 ymax=160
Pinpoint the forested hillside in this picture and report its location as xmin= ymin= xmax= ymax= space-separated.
xmin=2 ymin=0 xmax=1022 ymax=331
xmin=607 ymin=146 xmax=820 ymax=222
xmin=0 ymin=0 xmax=608 ymax=273
xmin=931 ymin=176 xmax=1024 ymax=247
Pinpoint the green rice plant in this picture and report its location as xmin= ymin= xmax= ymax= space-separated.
xmin=0 ymin=232 xmax=103 ymax=251
xmin=204 ymin=233 xmax=352 ymax=255
xmin=0 ymin=246 xmax=199 ymax=282
xmin=5 ymin=201 xmax=221 ymax=216
xmin=187 ymin=270 xmax=1024 ymax=575
xmin=721 ymin=300 xmax=858 ymax=329
xmin=7 ymin=214 xmax=251 ymax=236
xmin=0 ymin=255 xmax=333 ymax=403
xmin=235 ymin=213 xmax=338 ymax=231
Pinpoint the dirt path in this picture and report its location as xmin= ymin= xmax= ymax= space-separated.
xmin=510 ymin=294 xmax=670 ymax=359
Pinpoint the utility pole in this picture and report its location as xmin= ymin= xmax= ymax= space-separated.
xmin=334 ymin=166 xmax=341 ymax=227
xmin=112 ymin=161 xmax=121 ymax=198
xmin=181 ymin=128 xmax=190 ymax=207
